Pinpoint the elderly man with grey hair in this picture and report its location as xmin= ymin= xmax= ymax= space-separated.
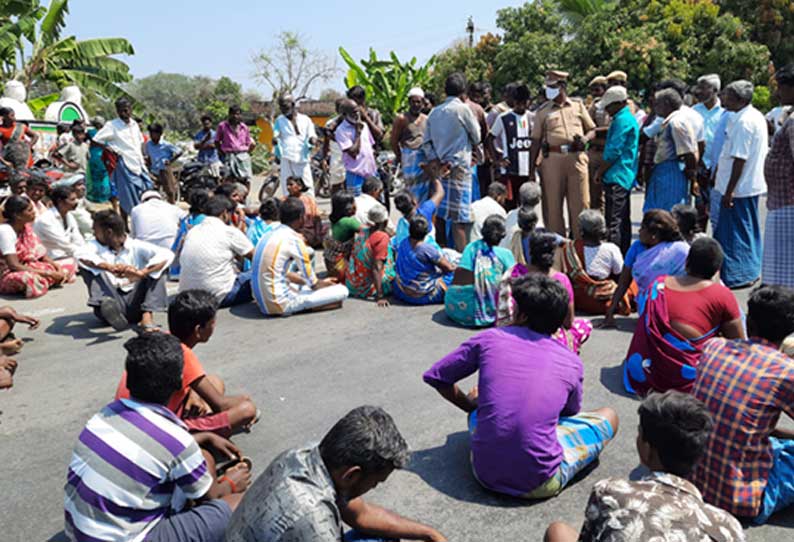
xmin=501 ymin=181 xmax=543 ymax=249
xmin=225 ymin=406 xmax=446 ymax=542
xmin=644 ymin=88 xmax=699 ymax=213
xmin=711 ymin=80 xmax=767 ymax=289
xmin=692 ymin=74 xmax=726 ymax=231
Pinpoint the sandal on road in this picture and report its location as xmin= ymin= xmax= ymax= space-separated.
xmin=216 ymin=455 xmax=253 ymax=477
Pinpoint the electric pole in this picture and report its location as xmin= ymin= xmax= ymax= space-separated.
xmin=467 ymin=16 xmax=475 ymax=48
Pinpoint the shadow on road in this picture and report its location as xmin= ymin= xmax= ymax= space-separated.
xmin=589 ymin=316 xmax=638 ymax=334
xmin=408 ymin=431 xmax=526 ymax=507
xmin=430 ymin=309 xmax=468 ymax=329
xmin=45 ymin=311 xmax=124 ymax=346
xmin=47 ymin=531 xmax=68 ymax=541
xmin=760 ymin=506 xmax=794 ymax=529
xmin=228 ymin=302 xmax=265 ymax=320
xmin=599 ymin=365 xmax=639 ymax=399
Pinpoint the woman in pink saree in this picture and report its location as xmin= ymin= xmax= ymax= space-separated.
xmin=0 ymin=196 xmax=74 ymax=298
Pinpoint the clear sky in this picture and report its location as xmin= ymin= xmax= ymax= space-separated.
xmin=65 ymin=0 xmax=525 ymax=96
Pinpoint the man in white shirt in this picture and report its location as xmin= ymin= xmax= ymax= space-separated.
xmin=178 ymin=195 xmax=254 ymax=307
xmin=130 ymin=190 xmax=187 ymax=250
xmin=91 ymin=98 xmax=153 ymax=217
xmin=470 ymin=182 xmax=508 ymax=242
xmin=253 ymin=197 xmax=348 ymax=316
xmin=273 ymin=95 xmax=316 ymax=197
xmin=712 ymin=80 xmax=768 ymax=289
xmin=75 ymin=210 xmax=173 ymax=331
xmin=33 ymin=184 xmax=84 ymax=261
xmin=354 ymin=176 xmax=394 ymax=230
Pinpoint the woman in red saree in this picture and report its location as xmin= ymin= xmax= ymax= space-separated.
xmin=0 ymin=196 xmax=75 ymax=298
xmin=623 ymin=238 xmax=745 ymax=395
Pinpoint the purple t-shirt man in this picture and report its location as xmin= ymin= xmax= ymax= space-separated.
xmin=335 ymin=119 xmax=377 ymax=177
xmin=423 ymin=326 xmax=583 ymax=496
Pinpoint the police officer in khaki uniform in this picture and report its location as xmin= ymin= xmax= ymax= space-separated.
xmin=606 ymin=70 xmax=638 ymax=114
xmin=588 ymin=75 xmax=609 ymax=213
xmin=529 ymin=70 xmax=596 ymax=239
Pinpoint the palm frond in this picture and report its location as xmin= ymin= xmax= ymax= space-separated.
xmin=39 ymin=0 xmax=68 ymax=46
xmin=59 ymin=69 xmax=134 ymax=102
xmin=72 ymin=38 xmax=135 ymax=59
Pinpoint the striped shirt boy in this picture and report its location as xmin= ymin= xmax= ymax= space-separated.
xmin=64 ymin=398 xmax=212 ymax=541
xmin=252 ymin=225 xmax=316 ymax=315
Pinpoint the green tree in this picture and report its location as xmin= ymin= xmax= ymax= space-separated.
xmin=198 ymin=76 xmax=245 ymax=122
xmin=720 ymin=0 xmax=794 ymax=68
xmin=559 ymin=0 xmax=770 ymax=94
xmin=128 ymin=73 xmax=246 ymax=134
xmin=427 ymin=34 xmax=501 ymax=97
xmin=339 ymin=47 xmax=435 ymax=125
xmin=1 ymin=0 xmax=135 ymax=104
xmin=554 ymin=0 xmax=615 ymax=24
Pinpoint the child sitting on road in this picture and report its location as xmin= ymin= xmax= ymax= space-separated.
xmin=285 ymin=176 xmax=326 ymax=248
xmin=115 ymin=289 xmax=259 ymax=437
xmin=392 ymin=177 xmax=444 ymax=250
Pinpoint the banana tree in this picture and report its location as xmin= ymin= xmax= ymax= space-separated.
xmin=554 ymin=0 xmax=615 ymax=25
xmin=1 ymin=0 xmax=135 ymax=106
xmin=338 ymin=47 xmax=435 ymax=125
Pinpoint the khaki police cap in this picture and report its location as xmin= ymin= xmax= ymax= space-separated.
xmin=545 ymin=70 xmax=569 ymax=85
xmin=606 ymin=70 xmax=628 ymax=82
xmin=589 ymin=76 xmax=608 ymax=87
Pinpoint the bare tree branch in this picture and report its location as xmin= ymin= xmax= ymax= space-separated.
xmin=252 ymin=31 xmax=338 ymax=102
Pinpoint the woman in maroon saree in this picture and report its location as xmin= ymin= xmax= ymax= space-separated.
xmin=623 ymin=238 xmax=745 ymax=395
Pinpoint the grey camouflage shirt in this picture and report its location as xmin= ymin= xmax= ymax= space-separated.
xmin=224 ymin=445 xmax=342 ymax=542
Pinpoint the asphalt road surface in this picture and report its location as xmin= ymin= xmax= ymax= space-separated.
xmin=2 ymin=192 xmax=790 ymax=542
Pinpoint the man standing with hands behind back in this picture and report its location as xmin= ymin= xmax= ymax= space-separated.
xmin=529 ymin=70 xmax=595 ymax=239
xmin=422 ymin=72 xmax=481 ymax=251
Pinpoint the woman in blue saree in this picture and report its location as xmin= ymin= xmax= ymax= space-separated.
xmin=393 ymin=215 xmax=457 ymax=305
xmin=445 ymin=215 xmax=515 ymax=327
xmin=603 ymin=210 xmax=690 ymax=327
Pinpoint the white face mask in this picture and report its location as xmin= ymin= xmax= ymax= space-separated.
xmin=545 ymin=86 xmax=560 ymax=100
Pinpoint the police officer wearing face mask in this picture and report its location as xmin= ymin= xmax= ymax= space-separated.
xmin=529 ymin=70 xmax=596 ymax=239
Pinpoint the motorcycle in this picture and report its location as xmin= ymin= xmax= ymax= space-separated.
xmin=177 ymin=160 xmax=225 ymax=201
xmin=376 ymin=150 xmax=403 ymax=212
xmin=257 ymin=150 xmax=332 ymax=202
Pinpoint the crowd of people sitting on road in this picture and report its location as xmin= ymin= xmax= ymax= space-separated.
xmin=1 ymin=62 xmax=794 ymax=542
